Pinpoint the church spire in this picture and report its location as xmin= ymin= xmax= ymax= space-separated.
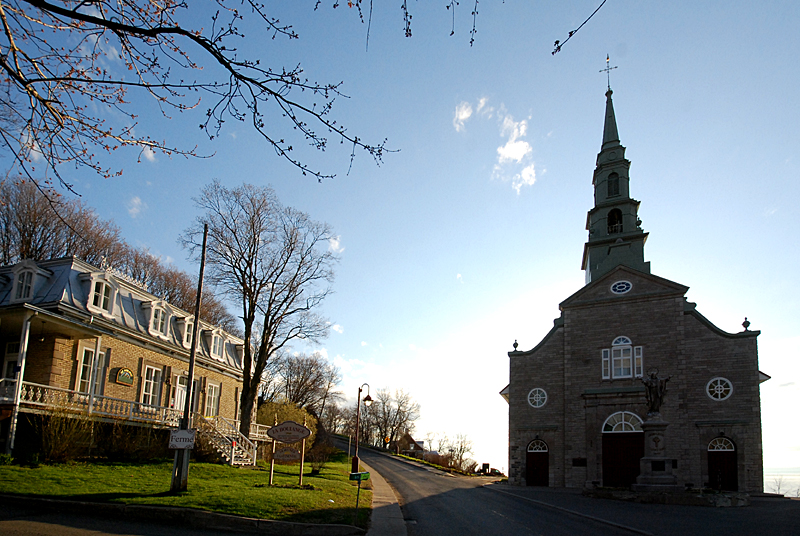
xmin=602 ymin=89 xmax=620 ymax=150
xmin=581 ymin=87 xmax=650 ymax=284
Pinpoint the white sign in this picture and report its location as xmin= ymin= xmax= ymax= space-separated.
xmin=267 ymin=420 xmax=311 ymax=443
xmin=169 ymin=429 xmax=196 ymax=449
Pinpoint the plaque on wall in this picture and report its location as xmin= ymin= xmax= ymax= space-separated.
xmin=115 ymin=367 xmax=134 ymax=386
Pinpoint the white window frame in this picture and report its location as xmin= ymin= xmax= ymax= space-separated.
xmin=602 ymin=337 xmax=643 ymax=379
xmin=602 ymin=411 xmax=644 ymax=432
xmin=151 ymin=307 xmax=168 ymax=336
xmin=14 ymin=271 xmax=33 ymax=301
xmin=205 ymin=382 xmax=220 ymax=417
xmin=76 ymin=345 xmax=106 ymax=395
xmin=87 ymin=279 xmax=116 ymax=316
xmin=141 ymin=365 xmax=163 ymax=406
xmin=185 ymin=322 xmax=193 ymax=345
xmin=211 ymin=335 xmax=224 ymax=359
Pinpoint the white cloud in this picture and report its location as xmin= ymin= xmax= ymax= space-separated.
xmin=127 ymin=196 xmax=147 ymax=218
xmin=332 ymin=324 xmax=344 ymax=334
xmin=453 ymin=101 xmax=473 ymax=132
xmin=512 ymin=164 xmax=537 ymax=194
xmin=140 ymin=146 xmax=156 ymax=163
xmin=361 ymin=341 xmax=368 ymax=347
xmin=456 ymin=273 xmax=463 ymax=284
xmin=329 ymin=235 xmax=345 ymax=254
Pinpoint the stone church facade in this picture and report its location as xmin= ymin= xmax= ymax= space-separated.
xmin=504 ymin=89 xmax=768 ymax=492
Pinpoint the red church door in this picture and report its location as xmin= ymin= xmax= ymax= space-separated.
xmin=526 ymin=440 xmax=549 ymax=486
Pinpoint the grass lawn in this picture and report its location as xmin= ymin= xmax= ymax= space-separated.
xmin=0 ymin=450 xmax=372 ymax=527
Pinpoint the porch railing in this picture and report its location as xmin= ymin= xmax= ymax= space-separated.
xmin=4 ymin=380 xmax=273 ymax=443
xmin=11 ymin=380 xmax=182 ymax=427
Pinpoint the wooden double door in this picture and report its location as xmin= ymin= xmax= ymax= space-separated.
xmin=602 ymin=432 xmax=644 ymax=488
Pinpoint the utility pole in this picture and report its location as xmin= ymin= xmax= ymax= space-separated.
xmin=171 ymin=224 xmax=207 ymax=492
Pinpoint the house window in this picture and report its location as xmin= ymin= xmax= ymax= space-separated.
xmin=205 ymin=382 xmax=220 ymax=417
xmin=185 ymin=323 xmax=193 ymax=345
xmin=211 ymin=335 xmax=224 ymax=358
xmin=607 ymin=173 xmax=620 ymax=197
xmin=602 ymin=337 xmax=643 ymax=379
xmin=77 ymin=346 xmax=106 ymax=395
xmin=151 ymin=308 xmax=168 ymax=336
xmin=15 ymin=271 xmax=33 ymax=300
xmin=141 ymin=365 xmax=163 ymax=406
xmin=92 ymin=281 xmax=112 ymax=312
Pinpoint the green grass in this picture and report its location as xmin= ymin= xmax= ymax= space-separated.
xmin=0 ymin=450 xmax=372 ymax=527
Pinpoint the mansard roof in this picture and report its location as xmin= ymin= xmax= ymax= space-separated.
xmin=0 ymin=257 xmax=244 ymax=372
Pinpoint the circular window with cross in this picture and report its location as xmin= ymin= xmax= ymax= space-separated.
xmin=706 ymin=377 xmax=733 ymax=401
xmin=527 ymin=388 xmax=547 ymax=408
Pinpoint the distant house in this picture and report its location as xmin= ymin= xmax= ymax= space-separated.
xmin=390 ymin=432 xmax=425 ymax=458
xmin=0 ymin=257 xmax=268 ymax=463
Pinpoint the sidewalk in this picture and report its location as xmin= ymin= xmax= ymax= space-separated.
xmin=358 ymin=459 xmax=407 ymax=536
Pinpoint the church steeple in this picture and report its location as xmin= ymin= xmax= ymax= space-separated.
xmin=581 ymin=88 xmax=650 ymax=284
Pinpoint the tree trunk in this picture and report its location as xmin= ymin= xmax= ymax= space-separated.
xmin=239 ymin=384 xmax=256 ymax=438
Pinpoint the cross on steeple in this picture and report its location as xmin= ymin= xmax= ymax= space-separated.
xmin=599 ymin=54 xmax=617 ymax=90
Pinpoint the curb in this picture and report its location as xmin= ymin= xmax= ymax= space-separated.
xmin=0 ymin=494 xmax=365 ymax=535
xmin=483 ymin=485 xmax=655 ymax=536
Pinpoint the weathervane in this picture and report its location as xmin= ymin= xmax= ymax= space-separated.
xmin=599 ymin=54 xmax=617 ymax=90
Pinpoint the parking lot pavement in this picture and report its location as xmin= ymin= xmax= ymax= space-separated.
xmin=484 ymin=484 xmax=800 ymax=536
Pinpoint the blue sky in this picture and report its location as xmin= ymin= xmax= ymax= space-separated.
xmin=31 ymin=2 xmax=800 ymax=473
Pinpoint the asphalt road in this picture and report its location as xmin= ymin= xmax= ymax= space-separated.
xmin=346 ymin=445 xmax=634 ymax=536
xmin=346 ymin=443 xmax=800 ymax=536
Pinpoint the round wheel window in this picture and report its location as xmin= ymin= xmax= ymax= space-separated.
xmin=706 ymin=377 xmax=733 ymax=401
xmin=610 ymin=281 xmax=632 ymax=294
xmin=527 ymin=388 xmax=547 ymax=408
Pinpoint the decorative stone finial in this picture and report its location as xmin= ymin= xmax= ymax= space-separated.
xmin=742 ymin=317 xmax=750 ymax=331
xmin=513 ymin=340 xmax=518 ymax=351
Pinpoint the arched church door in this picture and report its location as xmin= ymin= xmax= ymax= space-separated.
xmin=601 ymin=411 xmax=644 ymax=488
xmin=708 ymin=437 xmax=738 ymax=491
xmin=526 ymin=439 xmax=549 ymax=486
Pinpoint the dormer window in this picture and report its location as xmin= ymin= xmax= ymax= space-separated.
xmin=143 ymin=301 xmax=172 ymax=340
xmin=185 ymin=323 xmax=193 ymax=345
xmin=10 ymin=260 xmax=50 ymax=304
xmin=92 ymin=281 xmax=112 ymax=312
xmin=151 ymin=308 xmax=168 ymax=336
xmin=212 ymin=335 xmax=224 ymax=358
xmin=15 ymin=271 xmax=33 ymax=300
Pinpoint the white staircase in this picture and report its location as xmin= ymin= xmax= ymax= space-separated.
xmin=196 ymin=415 xmax=258 ymax=466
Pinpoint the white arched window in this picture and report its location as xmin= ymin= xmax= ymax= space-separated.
xmin=602 ymin=336 xmax=643 ymax=379
xmin=527 ymin=439 xmax=548 ymax=452
xmin=708 ymin=437 xmax=735 ymax=451
xmin=602 ymin=411 xmax=643 ymax=433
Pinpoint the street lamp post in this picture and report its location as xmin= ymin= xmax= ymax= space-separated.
xmin=351 ymin=383 xmax=372 ymax=473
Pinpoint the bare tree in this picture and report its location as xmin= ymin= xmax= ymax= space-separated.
xmin=0 ymin=178 xmax=237 ymax=329
xmin=183 ymin=180 xmax=337 ymax=438
xmin=274 ymin=351 xmax=342 ymax=416
xmin=368 ymin=388 xmax=420 ymax=448
xmin=0 ymin=1 xmax=391 ymax=188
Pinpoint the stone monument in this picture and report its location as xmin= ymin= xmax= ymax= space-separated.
xmin=632 ymin=370 xmax=683 ymax=491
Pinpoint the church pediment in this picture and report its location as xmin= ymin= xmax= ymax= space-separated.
xmin=559 ymin=265 xmax=688 ymax=309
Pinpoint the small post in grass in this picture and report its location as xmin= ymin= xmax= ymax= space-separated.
xmin=269 ymin=414 xmax=277 ymax=486
xmin=299 ymin=415 xmax=307 ymax=486
xmin=349 ymin=471 xmax=370 ymax=526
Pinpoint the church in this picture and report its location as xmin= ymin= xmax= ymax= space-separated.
xmin=503 ymin=87 xmax=768 ymax=492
